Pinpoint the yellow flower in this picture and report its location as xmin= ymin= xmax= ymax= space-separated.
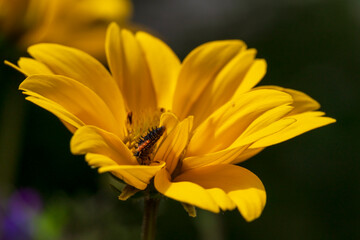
xmin=0 ymin=0 xmax=132 ymax=58
xmin=9 ymin=23 xmax=335 ymax=222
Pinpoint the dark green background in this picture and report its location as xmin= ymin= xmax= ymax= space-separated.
xmin=0 ymin=0 xmax=358 ymax=239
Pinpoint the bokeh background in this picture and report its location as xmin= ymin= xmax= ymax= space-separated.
xmin=0 ymin=0 xmax=359 ymax=239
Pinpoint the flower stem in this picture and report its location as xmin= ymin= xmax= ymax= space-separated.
xmin=142 ymin=196 xmax=160 ymax=240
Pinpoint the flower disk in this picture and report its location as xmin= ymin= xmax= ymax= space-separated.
xmin=11 ymin=22 xmax=336 ymax=222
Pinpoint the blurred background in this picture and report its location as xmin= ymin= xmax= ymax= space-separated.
xmin=0 ymin=0 xmax=359 ymax=239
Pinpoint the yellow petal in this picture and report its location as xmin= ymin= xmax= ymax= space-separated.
xmin=250 ymin=111 xmax=336 ymax=148
xmin=187 ymin=89 xmax=293 ymax=156
xmin=136 ymin=31 xmax=181 ymax=110
xmin=85 ymin=153 xmax=118 ymax=167
xmin=257 ymin=85 xmax=321 ymax=114
xmin=154 ymin=116 xmax=193 ymax=174
xmin=231 ymin=147 xmax=264 ymax=164
xmin=27 ymin=43 xmax=127 ymax=132
xmin=4 ymin=60 xmax=26 ymax=76
xmin=105 ymin=23 xmax=156 ymax=112
xmin=172 ymin=40 xmax=246 ymax=119
xmin=154 ymin=168 xmax=220 ymax=213
xmin=230 ymin=105 xmax=295 ymax=147
xmin=159 ymin=112 xmax=180 ymax=134
xmin=25 ymin=96 xmax=84 ymax=131
xmin=233 ymin=59 xmax=267 ymax=95
xmin=86 ymin=154 xmax=165 ymax=190
xmin=182 ymin=146 xmax=246 ymax=171
xmin=71 ymin=125 xmax=137 ymax=165
xmin=184 ymin=49 xmax=257 ymax=126
xmin=7 ymin=57 xmax=53 ymax=76
xmin=175 ymin=164 xmax=266 ymax=222
xmin=20 ymin=74 xmax=123 ymax=136
xmin=18 ymin=57 xmax=53 ymax=75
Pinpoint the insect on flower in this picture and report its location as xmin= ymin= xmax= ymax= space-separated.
xmin=135 ymin=126 xmax=166 ymax=165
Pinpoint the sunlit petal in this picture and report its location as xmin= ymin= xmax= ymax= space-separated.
xmin=28 ymin=43 xmax=127 ymax=132
xmin=251 ymin=111 xmax=336 ymax=148
xmin=154 ymin=168 xmax=220 ymax=213
xmin=257 ymin=85 xmax=321 ymax=115
xmin=173 ymin=40 xmax=246 ymax=119
xmin=175 ymin=164 xmax=266 ymax=221
xmin=187 ymin=89 xmax=293 ymax=156
xmin=136 ymin=31 xmax=181 ymax=110
xmin=71 ymin=125 xmax=137 ymax=165
xmin=185 ymin=49 xmax=257 ymax=126
xmin=20 ymin=74 xmax=123 ymax=135
xmin=106 ymin=23 xmax=156 ymax=112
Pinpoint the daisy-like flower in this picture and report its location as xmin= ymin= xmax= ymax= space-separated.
xmin=9 ymin=23 xmax=335 ymax=222
xmin=0 ymin=0 xmax=132 ymax=58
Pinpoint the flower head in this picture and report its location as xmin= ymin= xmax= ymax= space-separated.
xmin=10 ymin=23 xmax=335 ymax=221
xmin=0 ymin=0 xmax=132 ymax=58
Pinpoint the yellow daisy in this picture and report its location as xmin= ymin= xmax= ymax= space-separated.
xmin=9 ymin=23 xmax=335 ymax=222
xmin=0 ymin=0 xmax=132 ymax=58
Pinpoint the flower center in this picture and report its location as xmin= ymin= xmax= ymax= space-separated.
xmin=123 ymin=108 xmax=166 ymax=165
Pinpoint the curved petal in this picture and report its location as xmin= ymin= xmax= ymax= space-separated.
xmin=231 ymin=147 xmax=264 ymax=164
xmin=230 ymin=105 xmax=296 ymax=147
xmin=85 ymin=153 xmax=118 ymax=167
xmin=25 ymin=96 xmax=84 ymax=132
xmin=136 ymin=31 xmax=181 ymax=110
xmin=106 ymin=23 xmax=156 ymax=112
xmin=86 ymin=154 xmax=165 ymax=190
xmin=250 ymin=111 xmax=336 ymax=148
xmin=187 ymin=89 xmax=293 ymax=156
xmin=154 ymin=116 xmax=193 ymax=174
xmin=182 ymin=146 xmax=247 ymax=171
xmin=175 ymin=164 xmax=266 ymax=222
xmin=154 ymin=168 xmax=220 ymax=213
xmin=232 ymin=59 xmax=267 ymax=96
xmin=172 ymin=40 xmax=246 ymax=119
xmin=159 ymin=112 xmax=180 ymax=134
xmin=257 ymin=86 xmax=321 ymax=115
xmin=185 ymin=49 xmax=257 ymax=126
xmin=71 ymin=125 xmax=137 ymax=165
xmin=27 ymin=43 xmax=127 ymax=134
xmin=20 ymin=74 xmax=122 ymax=136
xmin=17 ymin=57 xmax=53 ymax=75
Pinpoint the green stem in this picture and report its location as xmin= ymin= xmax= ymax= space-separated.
xmin=141 ymin=196 xmax=160 ymax=240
